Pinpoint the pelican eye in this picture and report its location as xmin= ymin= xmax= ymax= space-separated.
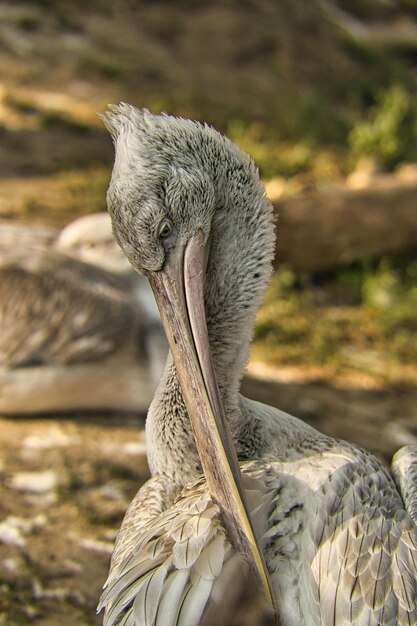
xmin=158 ymin=218 xmax=173 ymax=239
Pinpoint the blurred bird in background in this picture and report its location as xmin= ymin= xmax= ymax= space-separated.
xmin=0 ymin=213 xmax=167 ymax=415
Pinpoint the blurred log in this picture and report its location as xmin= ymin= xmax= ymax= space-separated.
xmin=273 ymin=177 xmax=417 ymax=273
xmin=322 ymin=1 xmax=417 ymax=50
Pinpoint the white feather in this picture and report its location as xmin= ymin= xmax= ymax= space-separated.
xmin=117 ymin=607 xmax=135 ymax=626
xmin=172 ymin=529 xmax=215 ymax=569
xmin=193 ymin=534 xmax=228 ymax=580
xmin=177 ymin=574 xmax=213 ymax=626
xmin=155 ymin=569 xmax=190 ymax=626
xmin=132 ymin=563 xmax=169 ymax=625
xmin=103 ymin=575 xmax=153 ymax=626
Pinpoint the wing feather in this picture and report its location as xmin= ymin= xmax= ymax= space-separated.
xmin=117 ymin=608 xmax=135 ymax=626
xmin=155 ymin=570 xmax=190 ymax=626
xmin=132 ymin=564 xmax=169 ymax=626
xmin=193 ymin=535 xmax=228 ymax=580
xmin=259 ymin=447 xmax=417 ymax=625
xmin=103 ymin=574 xmax=156 ymax=626
xmin=99 ymin=475 xmax=235 ymax=626
xmin=309 ymin=450 xmax=417 ymax=625
xmin=392 ymin=446 xmax=417 ymax=524
xmin=99 ymin=448 xmax=417 ymax=625
xmin=177 ymin=576 xmax=213 ymax=626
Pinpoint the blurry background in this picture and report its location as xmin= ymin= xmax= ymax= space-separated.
xmin=0 ymin=1 xmax=416 ymax=624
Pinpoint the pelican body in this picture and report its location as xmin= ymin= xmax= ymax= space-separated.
xmin=99 ymin=105 xmax=417 ymax=626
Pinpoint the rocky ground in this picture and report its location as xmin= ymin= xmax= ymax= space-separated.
xmin=0 ymin=412 xmax=148 ymax=626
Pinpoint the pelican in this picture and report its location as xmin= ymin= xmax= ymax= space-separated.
xmin=98 ymin=104 xmax=417 ymax=626
xmin=0 ymin=213 xmax=166 ymax=414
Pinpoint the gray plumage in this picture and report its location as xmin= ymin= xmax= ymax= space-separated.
xmin=0 ymin=214 xmax=167 ymax=414
xmin=99 ymin=104 xmax=417 ymax=625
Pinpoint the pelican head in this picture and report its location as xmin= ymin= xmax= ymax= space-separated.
xmin=100 ymin=104 xmax=276 ymax=610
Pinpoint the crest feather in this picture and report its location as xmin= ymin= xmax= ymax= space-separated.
xmin=98 ymin=103 xmax=149 ymax=142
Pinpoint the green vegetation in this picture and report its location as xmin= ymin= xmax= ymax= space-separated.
xmin=349 ymin=85 xmax=417 ymax=169
xmin=227 ymin=80 xmax=417 ymax=182
xmin=227 ymin=120 xmax=316 ymax=180
xmin=253 ymin=259 xmax=417 ymax=383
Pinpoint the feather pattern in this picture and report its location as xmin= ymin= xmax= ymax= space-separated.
xmin=392 ymin=446 xmax=417 ymax=525
xmin=154 ymin=570 xmax=190 ymax=626
xmin=99 ymin=470 xmax=272 ymax=626
xmin=99 ymin=445 xmax=417 ymax=626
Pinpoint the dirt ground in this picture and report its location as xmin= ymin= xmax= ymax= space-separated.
xmin=1 ymin=370 xmax=417 ymax=626
xmin=0 ymin=411 xmax=148 ymax=626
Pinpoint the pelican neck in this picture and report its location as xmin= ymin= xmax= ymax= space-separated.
xmin=146 ymin=188 xmax=275 ymax=484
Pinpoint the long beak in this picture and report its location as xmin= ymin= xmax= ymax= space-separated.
xmin=148 ymin=231 xmax=276 ymax=612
